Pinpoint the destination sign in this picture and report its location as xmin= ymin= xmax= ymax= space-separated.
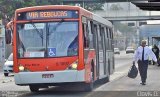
xmin=17 ymin=10 xmax=79 ymax=20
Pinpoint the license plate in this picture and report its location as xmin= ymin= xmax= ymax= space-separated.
xmin=42 ymin=74 xmax=54 ymax=78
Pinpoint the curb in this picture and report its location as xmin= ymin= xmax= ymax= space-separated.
xmin=110 ymin=72 xmax=128 ymax=82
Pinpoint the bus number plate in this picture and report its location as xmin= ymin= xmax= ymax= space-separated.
xmin=42 ymin=74 xmax=54 ymax=78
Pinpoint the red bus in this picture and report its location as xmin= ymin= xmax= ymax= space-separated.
xmin=6 ymin=5 xmax=114 ymax=92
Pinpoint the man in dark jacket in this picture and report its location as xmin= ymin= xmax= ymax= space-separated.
xmin=152 ymin=44 xmax=159 ymax=65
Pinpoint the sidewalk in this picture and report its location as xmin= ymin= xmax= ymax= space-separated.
xmin=96 ymin=64 xmax=160 ymax=91
xmin=110 ymin=61 xmax=160 ymax=83
xmin=110 ymin=65 xmax=129 ymax=82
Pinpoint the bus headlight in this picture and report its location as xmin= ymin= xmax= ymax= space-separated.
xmin=19 ymin=65 xmax=25 ymax=71
xmin=67 ymin=60 xmax=78 ymax=70
xmin=71 ymin=63 xmax=78 ymax=69
xmin=18 ymin=65 xmax=30 ymax=72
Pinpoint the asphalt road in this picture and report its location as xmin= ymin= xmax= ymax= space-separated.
xmin=0 ymin=51 xmax=136 ymax=97
xmin=114 ymin=51 xmax=134 ymax=68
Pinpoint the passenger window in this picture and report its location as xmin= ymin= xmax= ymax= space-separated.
xmin=101 ymin=27 xmax=105 ymax=50
xmin=93 ymin=24 xmax=98 ymax=49
xmin=82 ymin=23 xmax=89 ymax=48
xmin=88 ymin=21 xmax=93 ymax=49
xmin=106 ymin=28 xmax=110 ymax=50
xmin=98 ymin=25 xmax=102 ymax=50
xmin=108 ymin=29 xmax=112 ymax=50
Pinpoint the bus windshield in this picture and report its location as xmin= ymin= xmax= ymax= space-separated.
xmin=17 ymin=21 xmax=78 ymax=58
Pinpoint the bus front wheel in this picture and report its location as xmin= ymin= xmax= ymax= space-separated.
xmin=84 ymin=82 xmax=93 ymax=91
xmin=84 ymin=71 xmax=94 ymax=91
xmin=4 ymin=73 xmax=9 ymax=77
xmin=29 ymin=85 xmax=39 ymax=92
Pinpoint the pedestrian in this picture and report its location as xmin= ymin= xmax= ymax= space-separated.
xmin=133 ymin=40 xmax=157 ymax=85
xmin=152 ymin=44 xmax=159 ymax=65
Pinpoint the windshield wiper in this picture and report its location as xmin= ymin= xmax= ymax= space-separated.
xmin=48 ymin=19 xmax=64 ymax=36
xmin=46 ymin=19 xmax=65 ymax=46
xmin=30 ymin=21 xmax=44 ymax=46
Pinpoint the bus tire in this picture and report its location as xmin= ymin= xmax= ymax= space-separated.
xmin=29 ymin=85 xmax=39 ymax=92
xmin=102 ymin=76 xmax=110 ymax=83
xmin=84 ymin=68 xmax=94 ymax=92
xmin=4 ymin=73 xmax=8 ymax=77
xmin=84 ymin=82 xmax=93 ymax=92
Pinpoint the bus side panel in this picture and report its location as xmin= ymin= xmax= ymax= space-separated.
xmin=13 ymin=19 xmax=19 ymax=73
xmin=109 ymin=51 xmax=114 ymax=74
xmin=84 ymin=50 xmax=96 ymax=83
xmin=77 ymin=14 xmax=84 ymax=71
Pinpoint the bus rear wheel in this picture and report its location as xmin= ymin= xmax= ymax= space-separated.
xmin=29 ymin=85 xmax=39 ymax=92
xmin=101 ymin=76 xmax=110 ymax=84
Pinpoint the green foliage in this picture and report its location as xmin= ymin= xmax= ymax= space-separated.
xmin=63 ymin=2 xmax=104 ymax=11
xmin=110 ymin=4 xmax=123 ymax=11
xmin=0 ymin=0 xmax=103 ymax=24
xmin=0 ymin=0 xmax=61 ymax=24
xmin=84 ymin=3 xmax=104 ymax=11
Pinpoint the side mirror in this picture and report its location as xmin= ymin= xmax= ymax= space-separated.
xmin=5 ymin=21 xmax=13 ymax=44
xmin=5 ymin=29 xmax=12 ymax=44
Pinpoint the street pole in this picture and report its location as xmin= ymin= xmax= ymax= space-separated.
xmin=82 ymin=0 xmax=85 ymax=8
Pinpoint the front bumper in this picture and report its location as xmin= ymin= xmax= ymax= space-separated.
xmin=14 ymin=70 xmax=85 ymax=85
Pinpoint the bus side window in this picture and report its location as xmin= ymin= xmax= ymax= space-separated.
xmin=98 ymin=25 xmax=102 ymax=50
xmin=111 ymin=29 xmax=114 ymax=50
xmin=101 ymin=27 xmax=105 ymax=50
xmin=93 ymin=24 xmax=98 ymax=49
xmin=109 ymin=28 xmax=113 ymax=50
xmin=108 ymin=29 xmax=111 ymax=50
xmin=106 ymin=28 xmax=109 ymax=50
xmin=82 ymin=23 xmax=89 ymax=48
xmin=88 ymin=21 xmax=93 ymax=49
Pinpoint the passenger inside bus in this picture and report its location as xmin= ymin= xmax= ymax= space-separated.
xmin=67 ymin=36 xmax=78 ymax=56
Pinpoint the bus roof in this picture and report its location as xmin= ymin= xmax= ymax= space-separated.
xmin=16 ymin=5 xmax=81 ymax=12
xmin=15 ymin=5 xmax=112 ymax=28
xmin=78 ymin=6 xmax=112 ymax=28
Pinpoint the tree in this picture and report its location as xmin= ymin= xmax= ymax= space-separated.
xmin=63 ymin=2 xmax=104 ymax=11
xmin=110 ymin=4 xmax=123 ymax=11
xmin=0 ymin=0 xmax=61 ymax=25
xmin=84 ymin=3 xmax=104 ymax=11
xmin=0 ymin=0 xmax=33 ymax=24
xmin=0 ymin=0 xmax=103 ymax=25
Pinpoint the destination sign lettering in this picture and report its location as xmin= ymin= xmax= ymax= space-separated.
xmin=18 ymin=10 xmax=78 ymax=20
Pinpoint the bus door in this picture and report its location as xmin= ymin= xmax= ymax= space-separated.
xmin=97 ymin=25 xmax=105 ymax=77
xmin=108 ymin=28 xmax=114 ymax=74
xmin=101 ymin=27 xmax=107 ymax=75
xmin=93 ymin=24 xmax=99 ymax=78
xmin=110 ymin=29 xmax=114 ymax=74
xmin=105 ymin=28 xmax=110 ymax=75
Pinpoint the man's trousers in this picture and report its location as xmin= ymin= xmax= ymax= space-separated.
xmin=138 ymin=60 xmax=149 ymax=83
